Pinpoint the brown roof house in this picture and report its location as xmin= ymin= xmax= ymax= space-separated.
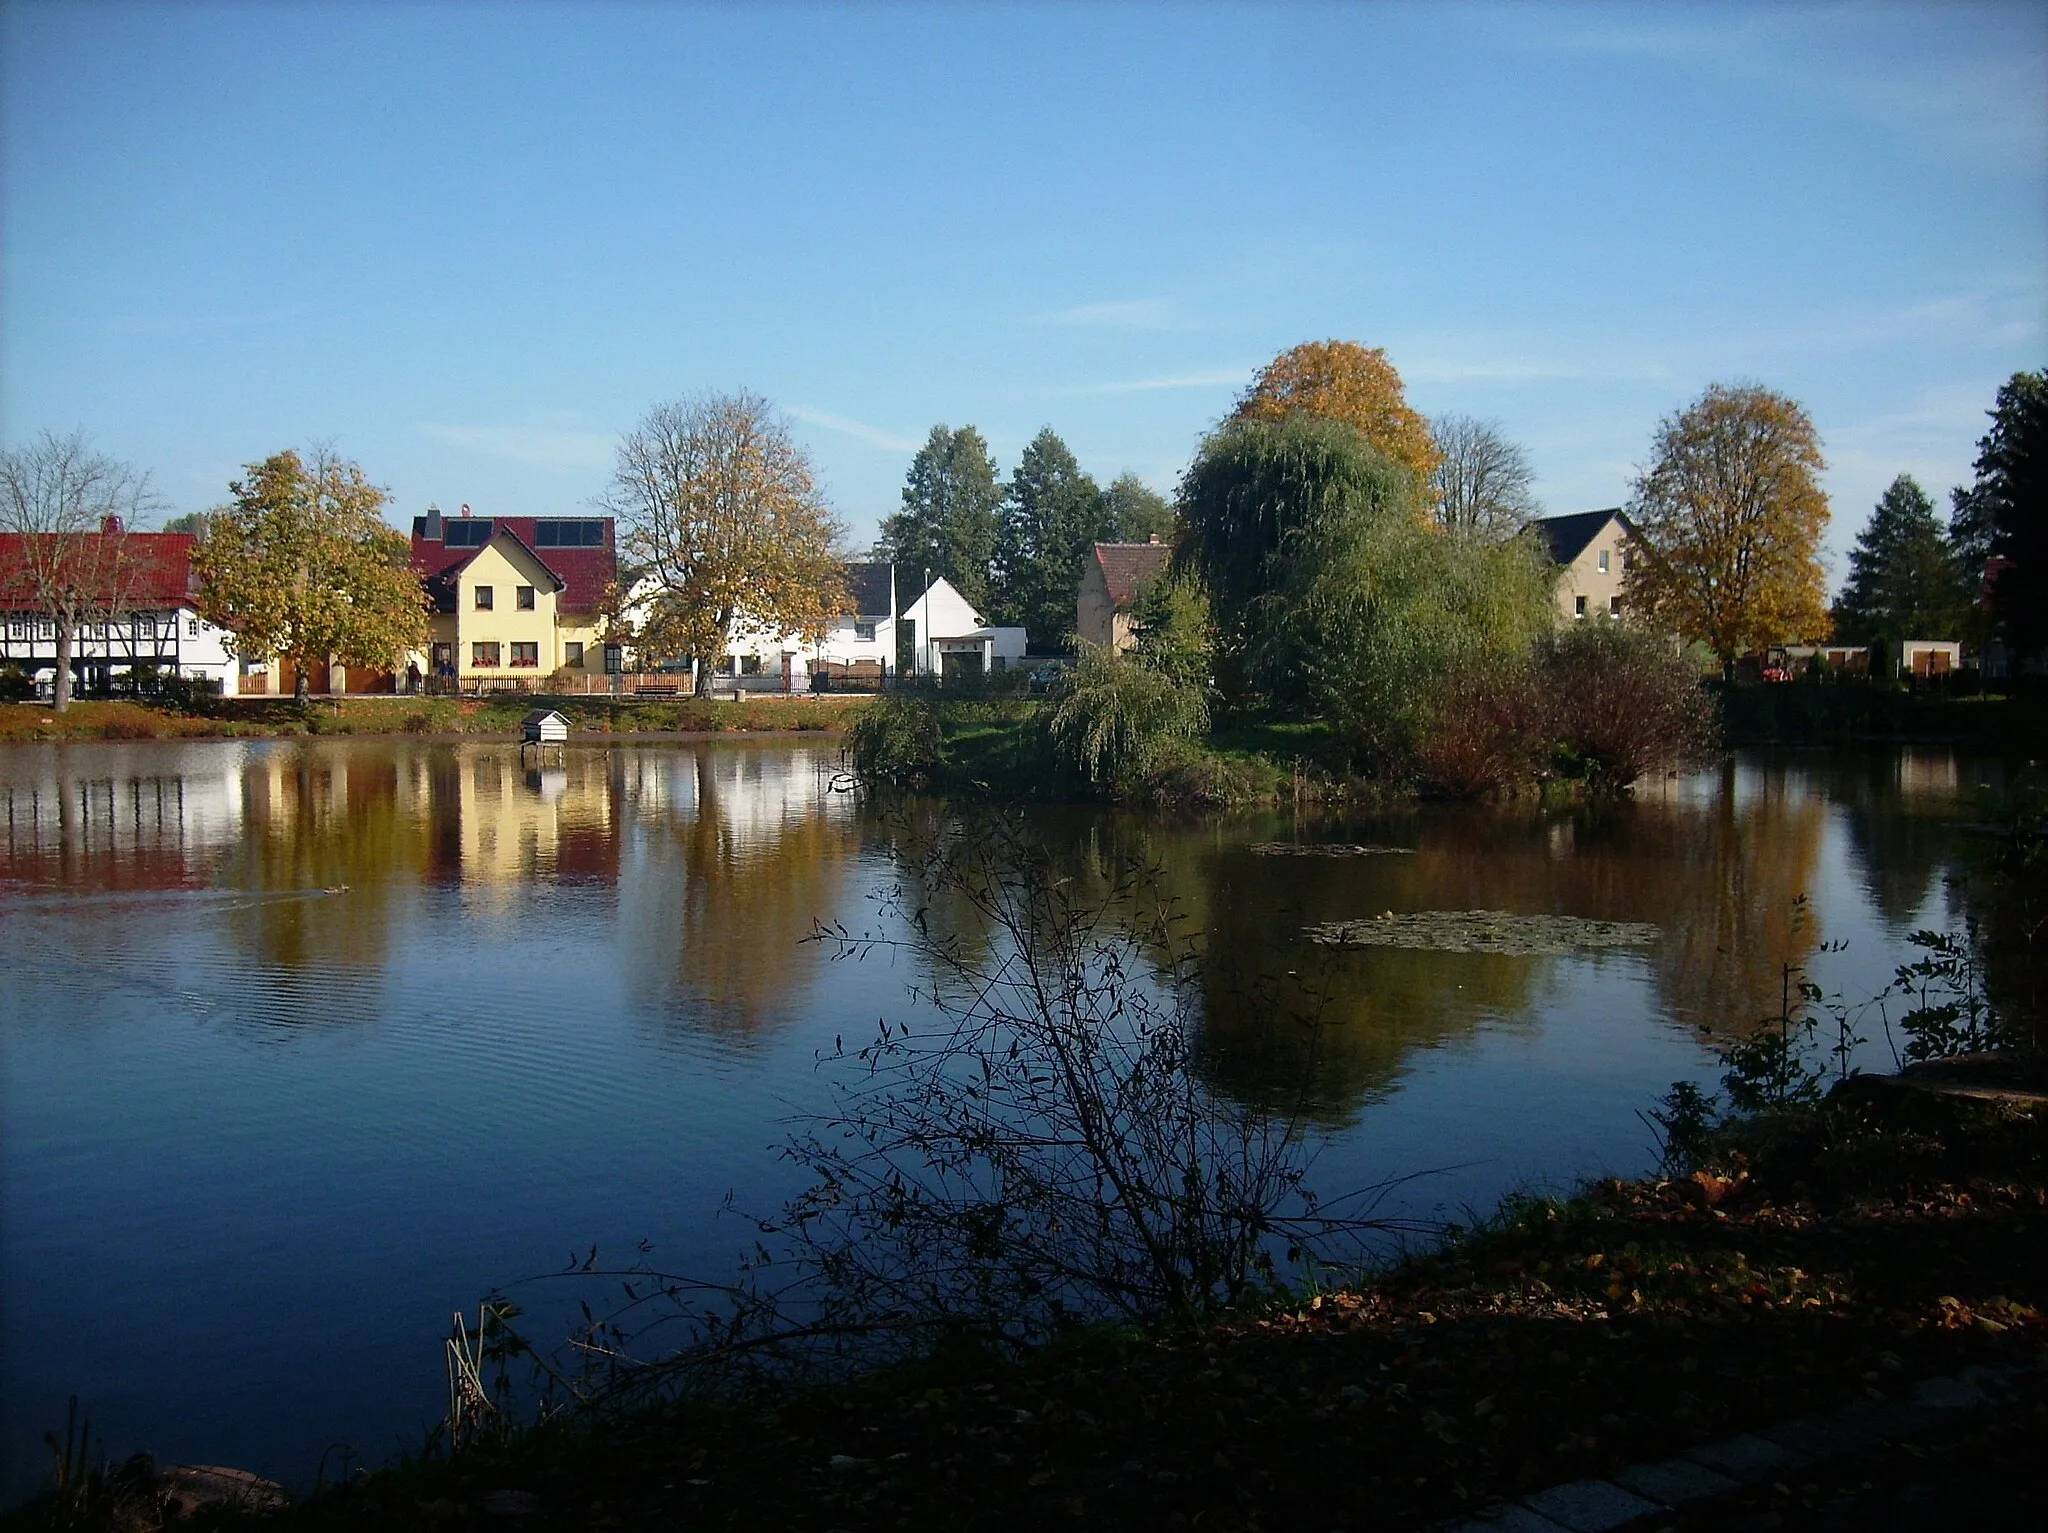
xmin=1076 ymin=539 xmax=1171 ymax=651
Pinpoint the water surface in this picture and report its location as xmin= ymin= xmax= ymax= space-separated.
xmin=0 ymin=737 xmax=2003 ymax=1493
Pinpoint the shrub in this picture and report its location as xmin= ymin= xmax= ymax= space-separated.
xmin=1541 ymin=621 xmax=1720 ymax=791
xmin=1045 ymin=647 xmax=1208 ymax=792
xmin=0 ymin=664 xmax=33 ymax=702
xmin=1416 ymin=663 xmax=1547 ymax=797
xmin=844 ymin=694 xmax=944 ymax=788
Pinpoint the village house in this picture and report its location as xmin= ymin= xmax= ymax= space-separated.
xmin=899 ymin=576 xmax=1027 ymax=680
xmin=1076 ymin=538 xmax=1171 ymax=651
xmin=0 ymin=522 xmax=245 ymax=697
xmin=409 ymin=505 xmax=620 ymax=692
xmin=717 ymin=561 xmax=900 ymax=690
xmin=1533 ymin=508 xmax=1642 ymax=624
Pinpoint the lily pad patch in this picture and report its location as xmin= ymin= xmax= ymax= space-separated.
xmin=1248 ymin=843 xmax=1416 ymax=858
xmin=1307 ymin=910 xmax=1660 ymax=956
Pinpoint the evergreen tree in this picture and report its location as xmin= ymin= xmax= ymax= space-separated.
xmin=878 ymin=425 xmax=1002 ymax=613
xmin=1103 ymin=473 xmax=1173 ymax=543
xmin=1958 ymin=369 xmax=2047 ymax=659
xmin=1833 ymin=474 xmax=1972 ymax=647
xmin=991 ymin=427 xmax=1106 ymax=645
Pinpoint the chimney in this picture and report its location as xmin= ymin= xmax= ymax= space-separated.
xmin=423 ymin=504 xmax=444 ymax=542
xmin=101 ymin=515 xmax=124 ymax=536
xmin=459 ymin=503 xmax=472 ymax=518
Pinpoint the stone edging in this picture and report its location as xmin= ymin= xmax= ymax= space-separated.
xmin=1441 ymin=1363 xmax=2034 ymax=1532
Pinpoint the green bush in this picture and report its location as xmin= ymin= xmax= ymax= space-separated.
xmin=845 ymin=694 xmax=945 ymax=788
xmin=1045 ymin=647 xmax=1208 ymax=792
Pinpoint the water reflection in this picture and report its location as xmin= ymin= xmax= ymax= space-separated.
xmin=0 ymin=740 xmax=2017 ymax=1100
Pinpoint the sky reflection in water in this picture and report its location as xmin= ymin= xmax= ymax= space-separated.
xmin=0 ymin=738 xmax=2001 ymax=1493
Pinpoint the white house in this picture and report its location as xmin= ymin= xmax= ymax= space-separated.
xmin=899 ymin=576 xmax=1027 ymax=680
xmin=0 ymin=528 xmax=245 ymax=697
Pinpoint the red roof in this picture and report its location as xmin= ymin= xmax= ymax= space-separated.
xmin=410 ymin=515 xmax=617 ymax=615
xmin=1091 ymin=541 xmax=1171 ymax=607
xmin=0 ymin=531 xmax=199 ymax=610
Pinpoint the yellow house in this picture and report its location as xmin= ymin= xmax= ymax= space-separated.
xmin=412 ymin=508 xmax=618 ymax=688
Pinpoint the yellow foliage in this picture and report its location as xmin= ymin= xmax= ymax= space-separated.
xmin=1623 ymin=383 xmax=1832 ymax=665
xmin=1231 ymin=340 xmax=1442 ymax=507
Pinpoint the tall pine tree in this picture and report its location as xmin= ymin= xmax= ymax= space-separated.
xmin=1834 ymin=474 xmax=1971 ymax=647
xmin=1958 ymin=369 xmax=2047 ymax=659
xmin=878 ymin=425 xmax=1002 ymax=613
xmin=992 ymin=427 xmax=1107 ymax=645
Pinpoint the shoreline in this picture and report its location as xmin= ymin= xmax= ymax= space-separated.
xmin=10 ymin=1070 xmax=2039 ymax=1530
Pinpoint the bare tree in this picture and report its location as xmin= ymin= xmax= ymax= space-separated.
xmin=1429 ymin=414 xmax=1539 ymax=542
xmin=0 ymin=431 xmax=160 ymax=710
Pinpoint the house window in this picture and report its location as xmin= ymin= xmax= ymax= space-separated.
xmin=1622 ymin=551 xmax=1634 ymax=571
xmin=188 ymin=618 xmax=200 ymax=637
xmin=716 ymin=655 xmax=735 ymax=675
xmin=134 ymin=616 xmax=156 ymax=641
xmin=37 ymin=618 xmax=54 ymax=640
xmin=475 ymin=586 xmax=494 ymax=610
xmin=739 ymin=654 xmax=763 ymax=676
xmin=5 ymin=617 xmax=25 ymax=641
xmin=510 ymin=641 xmax=539 ymax=667
xmin=853 ymin=621 xmax=876 ymax=641
xmin=1597 ymin=549 xmax=1610 ymax=573
xmin=603 ymin=644 xmax=623 ymax=674
xmin=564 ymin=641 xmax=585 ymax=668
xmin=472 ymin=641 xmax=501 ymax=667
xmin=1574 ymin=595 xmax=1588 ymax=619
xmin=1609 ymin=596 xmax=1622 ymax=616
xmin=516 ymin=585 xmax=536 ymax=610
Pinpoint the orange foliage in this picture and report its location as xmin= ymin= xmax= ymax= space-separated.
xmin=1231 ymin=340 xmax=1442 ymax=509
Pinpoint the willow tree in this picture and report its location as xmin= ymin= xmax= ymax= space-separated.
xmin=604 ymin=392 xmax=846 ymax=695
xmin=1177 ymin=412 xmax=1421 ymax=670
xmin=1624 ymin=383 xmax=1831 ymax=674
xmin=0 ymin=431 xmax=160 ymax=711
xmin=1230 ymin=340 xmax=1441 ymax=507
xmin=193 ymin=448 xmax=425 ymax=705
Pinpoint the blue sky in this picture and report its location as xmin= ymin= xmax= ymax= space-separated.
xmin=3 ymin=1 xmax=2042 ymax=580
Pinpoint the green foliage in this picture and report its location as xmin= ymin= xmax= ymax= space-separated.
xmin=1175 ymin=413 xmax=1423 ymax=675
xmin=1130 ymin=567 xmax=1214 ymax=690
xmin=843 ymin=694 xmax=944 ymax=788
xmin=1893 ymin=925 xmax=2017 ymax=1062
xmin=1959 ymin=369 xmax=2047 ymax=658
xmin=192 ymin=448 xmax=427 ymax=706
xmin=1834 ymin=475 xmax=1973 ymax=646
xmin=881 ymin=425 xmax=1003 ymax=615
xmin=1103 ymin=472 xmax=1173 ymax=543
xmin=1254 ymin=492 xmax=1554 ymax=767
xmin=1640 ymin=1080 xmax=1719 ymax=1177
xmin=991 ymin=427 xmax=1107 ymax=645
xmin=1046 ymin=646 xmax=1208 ymax=791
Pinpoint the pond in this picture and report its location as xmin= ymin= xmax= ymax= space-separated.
xmin=0 ymin=736 xmax=2019 ymax=1495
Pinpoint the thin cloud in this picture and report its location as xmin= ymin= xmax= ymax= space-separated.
xmin=1059 ymin=368 xmax=1250 ymax=397
xmin=419 ymin=423 xmax=614 ymax=470
xmin=786 ymin=407 xmax=922 ymax=453
xmin=1030 ymin=298 xmax=1188 ymax=331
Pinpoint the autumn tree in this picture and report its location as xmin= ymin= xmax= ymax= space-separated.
xmin=604 ymin=393 xmax=846 ymax=696
xmin=878 ymin=425 xmax=1002 ymax=615
xmin=1230 ymin=340 xmax=1441 ymax=505
xmin=1103 ymin=472 xmax=1173 ymax=543
xmin=1430 ymin=414 xmax=1539 ymax=542
xmin=0 ymin=431 xmax=161 ymax=711
xmin=1833 ymin=475 xmax=1972 ymax=651
xmin=1623 ymin=383 xmax=1831 ymax=674
xmin=1954 ymin=369 xmax=2047 ymax=660
xmin=992 ymin=427 xmax=1107 ymax=644
xmin=194 ymin=448 xmax=427 ymax=705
